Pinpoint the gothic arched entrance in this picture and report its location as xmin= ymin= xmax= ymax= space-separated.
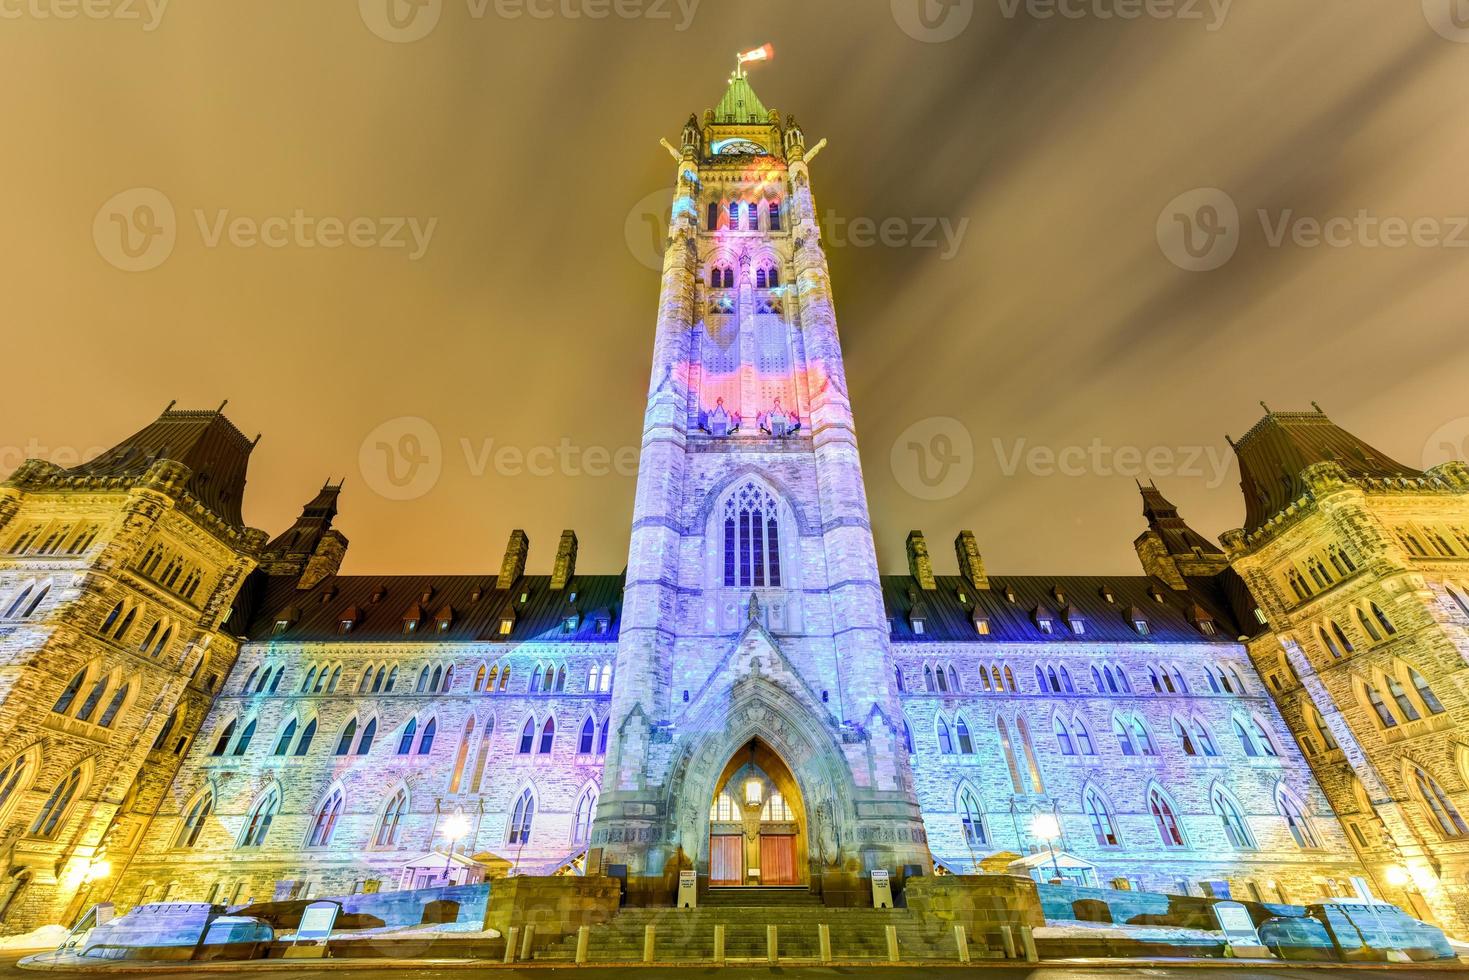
xmin=707 ymin=739 xmax=807 ymax=887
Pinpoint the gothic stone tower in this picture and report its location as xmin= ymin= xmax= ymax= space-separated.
xmin=0 ymin=408 xmax=264 ymax=928
xmin=592 ymin=66 xmax=930 ymax=903
xmin=1222 ymin=407 xmax=1469 ymax=933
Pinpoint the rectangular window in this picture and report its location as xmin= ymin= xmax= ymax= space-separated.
xmin=724 ymin=518 xmax=736 ymax=587
xmin=766 ymin=518 xmax=781 ymax=587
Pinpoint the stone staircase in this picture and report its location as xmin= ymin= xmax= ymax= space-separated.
xmin=535 ymin=891 xmax=1002 ymax=963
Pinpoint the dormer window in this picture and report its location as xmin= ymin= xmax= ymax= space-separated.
xmin=973 ymin=612 xmax=990 ymax=636
xmin=403 ymin=619 xmax=418 ymax=634
xmin=1189 ymin=604 xmax=1216 ymax=637
xmin=1052 ymin=586 xmax=1066 ymax=605
xmin=471 ymin=587 xmax=483 ymax=603
xmin=593 ymin=610 xmax=612 ymax=635
xmin=272 ymin=620 xmax=289 ymax=636
xmin=498 ymin=610 xmax=516 ymax=637
xmin=273 ymin=605 xmax=299 ymax=636
xmin=1063 ymin=608 xmax=1085 ymax=635
xmin=1004 ymin=586 xmax=1016 ymax=603
xmin=957 ymin=590 xmax=969 ymax=605
xmin=434 ymin=604 xmax=453 ymax=633
xmin=1101 ymin=588 xmax=1116 ymax=604
xmin=339 ymin=606 xmax=362 ymax=634
xmin=402 ymin=603 xmax=424 ymax=635
xmin=563 ymin=612 xmax=581 ymax=634
xmin=909 ymin=602 xmax=928 ymax=636
xmin=568 ymin=591 xmax=578 ymax=604
xmin=371 ymin=587 xmax=385 ymax=604
xmin=519 ymin=592 xmax=529 ymax=604
xmin=1254 ymin=608 xmax=1268 ymax=625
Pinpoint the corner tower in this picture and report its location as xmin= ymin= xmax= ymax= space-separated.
xmin=592 ymin=60 xmax=929 ymax=903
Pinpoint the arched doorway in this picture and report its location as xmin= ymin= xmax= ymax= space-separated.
xmin=707 ymin=739 xmax=806 ymax=887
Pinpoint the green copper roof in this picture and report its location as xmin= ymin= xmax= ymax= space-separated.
xmin=714 ymin=74 xmax=769 ymax=124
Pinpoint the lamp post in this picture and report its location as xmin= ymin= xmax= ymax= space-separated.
xmin=442 ymin=811 xmax=471 ymax=884
xmin=1031 ymin=814 xmax=1063 ymax=883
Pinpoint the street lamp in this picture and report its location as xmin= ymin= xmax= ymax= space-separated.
xmin=1031 ymin=814 xmax=1063 ymax=883
xmin=442 ymin=811 xmax=471 ymax=883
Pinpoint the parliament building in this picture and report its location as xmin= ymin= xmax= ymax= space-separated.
xmin=1 ymin=68 xmax=1468 ymax=936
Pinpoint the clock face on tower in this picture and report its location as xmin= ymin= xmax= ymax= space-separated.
xmin=713 ymin=138 xmax=768 ymax=156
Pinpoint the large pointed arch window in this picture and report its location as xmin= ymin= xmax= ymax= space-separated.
xmin=176 ymin=792 xmax=213 ymax=849
xmin=239 ymin=790 xmax=279 ymax=848
xmin=31 ymin=765 xmax=84 ymax=839
xmin=1278 ymin=789 xmax=1320 ymax=849
xmin=723 ymin=482 xmax=782 ymax=588
xmin=508 ymin=789 xmax=535 ymax=845
xmin=1084 ymin=789 xmax=1119 ymax=846
xmin=1149 ymin=788 xmax=1186 ymax=847
xmin=0 ymin=752 xmax=34 ymax=825
xmin=1212 ymin=788 xmax=1254 ymax=848
xmin=376 ymin=789 xmax=409 ymax=847
xmin=308 ymin=789 xmax=344 ymax=848
xmin=959 ymin=789 xmax=986 ymax=846
xmin=1413 ymin=768 xmax=1468 ymax=838
xmin=573 ymin=788 xmax=597 ymax=845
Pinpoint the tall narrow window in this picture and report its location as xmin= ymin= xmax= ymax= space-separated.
xmin=519 ymin=718 xmax=536 ymax=754
xmin=274 ymin=719 xmax=299 ymax=756
xmin=936 ymin=718 xmax=953 ymax=755
xmin=356 ymin=718 xmax=377 ymax=755
xmin=449 ymin=718 xmax=474 ymax=793
xmin=376 ymin=790 xmax=408 ymax=847
xmin=294 ymin=719 xmax=317 ymax=756
xmin=52 ymin=669 xmax=88 ymax=716
xmin=1409 ymin=668 xmax=1445 ymax=715
xmin=335 ymin=718 xmax=358 ymax=756
xmin=1363 ymin=682 xmax=1398 ymax=728
xmin=959 ymin=789 xmax=986 ymax=845
xmin=955 ymin=717 xmax=974 ymax=754
xmin=177 ymin=792 xmax=213 ymax=848
xmin=416 ymin=718 xmax=437 ymax=755
xmin=308 ymin=790 xmax=344 ymax=848
xmin=211 ymin=719 xmax=237 ymax=756
xmin=1017 ymin=718 xmax=1044 ymax=792
xmin=1054 ymin=716 xmax=1075 ymax=755
xmin=1149 ymin=789 xmax=1186 ymax=847
xmin=539 ymin=717 xmax=555 ymax=754
xmin=1414 ymin=768 xmax=1469 ymax=838
xmin=508 ymin=789 xmax=535 ymax=844
xmin=1085 ymin=790 xmax=1119 ymax=846
xmin=231 ymin=719 xmax=256 ymax=756
xmin=398 ymin=718 xmax=418 ymax=755
xmin=579 ymin=718 xmax=596 ymax=754
xmin=1386 ymin=675 xmax=1421 ymax=721
xmin=1279 ymin=791 xmax=1319 ymax=848
xmin=573 ymin=788 xmax=597 ymax=845
xmin=723 ymin=483 xmax=781 ymax=588
xmin=997 ymin=718 xmax=1023 ymax=792
xmin=1213 ymin=789 xmax=1254 ymax=848
xmin=239 ymin=791 xmax=279 ymax=848
xmin=767 ymin=201 xmax=782 ymax=231
xmin=31 ymin=766 xmax=83 ymax=839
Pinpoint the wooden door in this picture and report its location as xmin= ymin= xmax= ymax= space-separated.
xmin=710 ymin=834 xmax=743 ymax=886
xmin=759 ymin=834 xmax=797 ymax=885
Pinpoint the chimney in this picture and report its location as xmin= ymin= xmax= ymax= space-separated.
xmin=550 ymin=530 xmax=579 ymax=591
xmin=497 ymin=530 xmax=529 ymax=590
xmin=906 ymin=531 xmax=936 ymax=591
xmin=955 ymin=531 xmax=989 ymax=590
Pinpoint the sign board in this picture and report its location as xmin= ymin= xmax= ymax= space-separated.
xmin=284 ymin=901 xmax=340 ymax=959
xmin=677 ymin=870 xmax=697 ymax=909
xmin=871 ymin=869 xmax=893 ymax=910
xmin=1212 ymin=901 xmax=1270 ymax=958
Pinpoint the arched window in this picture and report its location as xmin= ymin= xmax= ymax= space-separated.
xmin=1054 ymin=716 xmax=1075 ymax=755
xmin=722 ymin=482 xmax=782 ymax=588
xmin=1212 ymin=788 xmax=1254 ymax=848
xmin=894 ymin=666 xmax=905 ymax=693
xmin=1191 ymin=719 xmax=1218 ymax=757
xmin=73 ymin=672 xmax=112 ymax=723
xmin=767 ymin=200 xmax=782 ymax=232
xmin=294 ymin=719 xmax=317 ymax=756
xmin=519 ymin=718 xmax=536 ymax=754
xmin=1017 ymin=718 xmax=1045 ymax=792
xmin=1278 ymin=790 xmax=1319 ymax=848
xmin=325 ymin=666 xmax=341 ymax=693
xmin=1318 ymin=627 xmax=1341 ymax=659
xmin=1084 ymin=789 xmax=1119 ymax=846
xmin=761 ymin=793 xmax=794 ymax=822
xmin=52 ymin=668 xmax=89 ymax=716
xmin=210 ymin=719 xmax=237 ymax=757
xmin=727 ymin=201 xmax=741 ymax=229
xmin=1173 ymin=717 xmax=1197 ymax=756
xmin=302 ymin=667 xmax=318 ymax=693
xmin=335 ymin=718 xmax=358 ymax=756
xmin=1385 ymin=674 xmax=1420 ymax=721
xmin=1250 ymin=717 xmax=1278 ymax=757
xmin=924 ymin=666 xmax=936 ymax=692
xmin=902 ymin=720 xmax=914 ymax=753
xmin=239 ymin=790 xmax=279 ymax=848
xmin=936 ymin=718 xmax=953 ymax=755
xmin=474 ymin=664 xmax=487 ymax=692
xmin=959 ymin=789 xmax=986 ymax=845
xmin=1073 ymin=717 xmax=1095 ymax=755
xmin=397 ymin=718 xmax=418 ymax=755
xmin=711 ymin=793 xmax=738 ymax=822
xmin=3 ymin=584 xmax=35 ymax=620
xmin=955 ymin=716 xmax=974 ymax=754
xmin=430 ymin=665 xmax=443 ymax=693
xmin=376 ymin=789 xmax=409 ymax=847
xmin=1331 ymin=621 xmax=1354 ymax=655
xmin=96 ymin=680 xmax=130 ymax=729
xmin=416 ymin=666 xmax=431 ymax=693
xmin=232 ymin=718 xmax=257 ymax=756
xmin=706 ymin=202 xmax=719 ymax=232
xmin=579 ymin=718 xmax=596 ymax=754
xmin=573 ymin=788 xmax=597 ymax=845
xmin=949 ymin=665 xmax=962 ymax=692
xmin=599 ymin=664 xmax=613 ymax=692
xmin=1361 ymin=680 xmax=1398 ymax=728
xmin=935 ymin=666 xmax=949 ymax=693
xmin=416 ymin=717 xmax=437 ymax=755
xmin=598 ymin=717 xmax=610 ymax=754
xmin=996 ymin=718 xmax=1023 ymax=792
xmin=538 ymin=717 xmax=555 ymax=754
xmin=529 ymin=665 xmax=542 ymax=693
xmin=308 ymin=789 xmax=344 ymax=848
xmin=508 ymin=789 xmax=535 ymax=844
xmin=1114 ymin=715 xmax=1136 ymax=756
xmin=356 ymin=718 xmax=378 ymax=755
xmin=1408 ymin=667 xmax=1445 ymax=715
xmin=1307 ymin=704 xmax=1338 ymax=751
xmin=1413 ymin=768 xmax=1468 ymax=838
xmin=30 ymin=765 xmax=83 ymax=839
xmin=176 ymin=791 xmax=213 ymax=848
xmin=1149 ymin=788 xmax=1186 ymax=847
xmin=274 ymin=719 xmax=299 ymax=756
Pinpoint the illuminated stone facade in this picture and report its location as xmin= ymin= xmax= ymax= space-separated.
xmin=0 ymin=72 xmax=1467 ymax=935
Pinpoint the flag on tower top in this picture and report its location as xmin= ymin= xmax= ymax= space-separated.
xmin=738 ymin=44 xmax=774 ymax=65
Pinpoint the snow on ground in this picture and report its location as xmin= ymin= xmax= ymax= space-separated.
xmin=1036 ymin=919 xmax=1224 ymax=944
xmin=0 ymin=924 xmax=70 ymax=950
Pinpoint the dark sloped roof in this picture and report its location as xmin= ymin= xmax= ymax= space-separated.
xmin=1186 ymin=569 xmax=1266 ymax=640
xmin=70 ymin=408 xmax=254 ymax=527
xmin=882 ymin=575 xmax=1243 ymax=644
xmin=1234 ymin=408 xmax=1421 ymax=533
xmin=1139 ymin=483 xmax=1223 ymax=556
xmin=241 ymin=574 xmax=622 ymax=644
